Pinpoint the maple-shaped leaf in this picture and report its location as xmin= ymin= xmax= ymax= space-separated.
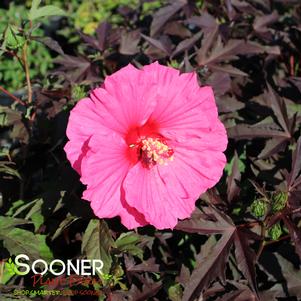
xmin=125 ymin=277 xmax=162 ymax=301
xmin=177 ymin=206 xmax=259 ymax=299
xmin=53 ymin=55 xmax=99 ymax=84
xmin=177 ymin=206 xmax=237 ymax=300
xmin=119 ymin=30 xmax=140 ymax=55
xmin=79 ymin=22 xmax=113 ymax=52
xmin=141 ymin=34 xmax=172 ymax=56
xmin=287 ymin=136 xmax=301 ymax=190
xmin=171 ymin=31 xmax=202 ymax=58
xmin=175 ymin=206 xmax=235 ymax=235
xmin=282 ymin=216 xmax=301 ymax=261
xmin=227 ymin=116 xmax=290 ymax=140
xmin=150 ymin=0 xmax=187 ymax=37
xmin=253 ymin=11 xmax=279 ymax=40
xmin=234 ymin=228 xmax=258 ymax=293
xmin=182 ymin=229 xmax=235 ymax=301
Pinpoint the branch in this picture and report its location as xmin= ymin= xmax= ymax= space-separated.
xmin=0 ymin=85 xmax=26 ymax=106
xmin=22 ymin=42 xmax=32 ymax=104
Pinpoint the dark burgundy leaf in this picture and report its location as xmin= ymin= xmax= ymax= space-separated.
xmin=210 ymin=64 xmax=248 ymax=76
xmin=182 ymin=230 xmax=235 ymax=301
xmin=34 ymin=36 xmax=64 ymax=55
xmin=171 ymin=31 xmax=202 ymax=58
xmin=227 ymin=151 xmax=241 ymax=202
xmin=202 ymin=283 xmax=225 ymax=299
xmin=185 ymin=12 xmax=218 ymax=35
xmin=287 ymin=136 xmax=301 ymax=189
xmin=289 ymin=77 xmax=301 ymax=93
xmin=128 ymin=281 xmax=162 ymax=301
xmin=253 ymin=11 xmax=279 ymax=37
xmin=227 ymin=120 xmax=290 ymax=140
xmin=234 ymin=228 xmax=258 ymax=293
xmin=53 ymin=55 xmax=98 ymax=83
xmin=206 ymin=72 xmax=232 ymax=97
xmin=126 ymin=257 xmax=160 ymax=273
xmin=215 ymin=289 xmax=257 ymax=301
xmin=175 ymin=206 xmax=235 ymax=235
xmin=78 ymin=31 xmax=100 ymax=50
xmin=177 ymin=265 xmax=190 ymax=286
xmin=242 ymin=41 xmax=280 ymax=55
xmin=184 ymin=52 xmax=194 ymax=72
xmin=215 ymin=95 xmax=245 ymax=113
xmin=196 ymin=29 xmax=218 ymax=65
xmin=203 ymin=188 xmax=226 ymax=207
xmin=197 ymin=38 xmax=243 ymax=66
xmin=111 ymin=292 xmax=127 ymax=301
xmin=144 ymin=35 xmax=173 ymax=59
xmin=141 ymin=34 xmax=171 ymax=55
xmin=150 ymin=0 xmax=187 ymax=37
xmin=258 ymin=137 xmax=287 ymax=159
xmin=163 ymin=21 xmax=191 ymax=38
xmin=266 ymin=85 xmax=290 ymax=134
xmin=96 ymin=21 xmax=111 ymax=51
xmin=283 ymin=216 xmax=301 ymax=261
xmin=119 ymin=30 xmax=140 ymax=55
xmin=231 ymin=0 xmax=259 ymax=14
xmin=225 ymin=0 xmax=236 ymax=21
xmin=198 ymin=37 xmax=280 ymax=67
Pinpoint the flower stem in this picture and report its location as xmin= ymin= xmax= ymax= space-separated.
xmin=22 ymin=41 xmax=32 ymax=104
xmin=0 ymin=85 xmax=26 ymax=106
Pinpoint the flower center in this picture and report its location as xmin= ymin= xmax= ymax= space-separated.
xmin=131 ymin=137 xmax=174 ymax=169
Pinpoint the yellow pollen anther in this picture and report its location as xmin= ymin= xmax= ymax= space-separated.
xmin=139 ymin=137 xmax=174 ymax=169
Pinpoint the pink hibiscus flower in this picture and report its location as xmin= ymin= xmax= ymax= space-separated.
xmin=64 ymin=62 xmax=227 ymax=229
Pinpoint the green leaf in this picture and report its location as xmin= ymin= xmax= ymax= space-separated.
xmin=3 ymin=25 xmax=25 ymax=50
xmin=0 ymin=106 xmax=22 ymax=127
xmin=115 ymin=232 xmax=143 ymax=259
xmin=1 ymin=261 xmax=14 ymax=284
xmin=5 ymin=200 xmax=25 ymax=216
xmin=0 ymin=216 xmax=52 ymax=262
xmin=0 ymin=228 xmax=40 ymax=260
xmin=81 ymin=220 xmax=115 ymax=274
xmin=0 ymin=216 xmax=32 ymax=230
xmin=0 ymin=162 xmax=21 ymax=179
xmin=25 ymin=198 xmax=44 ymax=231
xmin=52 ymin=214 xmax=80 ymax=241
xmin=37 ymin=235 xmax=53 ymax=262
xmin=30 ymin=212 xmax=44 ymax=232
xmin=29 ymin=1 xmax=66 ymax=21
xmin=12 ymin=199 xmax=41 ymax=218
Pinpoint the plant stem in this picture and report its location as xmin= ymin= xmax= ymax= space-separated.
xmin=0 ymin=85 xmax=26 ymax=106
xmin=22 ymin=41 xmax=32 ymax=104
xmin=237 ymin=221 xmax=260 ymax=228
xmin=256 ymin=222 xmax=266 ymax=260
xmin=264 ymin=235 xmax=290 ymax=246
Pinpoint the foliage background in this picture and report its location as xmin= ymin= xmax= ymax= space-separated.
xmin=0 ymin=0 xmax=301 ymax=300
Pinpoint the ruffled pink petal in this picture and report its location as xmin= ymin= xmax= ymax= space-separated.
xmin=64 ymin=98 xmax=107 ymax=174
xmin=90 ymin=64 xmax=157 ymax=136
xmin=163 ymin=118 xmax=227 ymax=202
xmin=143 ymin=63 xmax=219 ymax=141
xmin=80 ymin=132 xmax=147 ymax=229
xmin=123 ymin=163 xmax=195 ymax=229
